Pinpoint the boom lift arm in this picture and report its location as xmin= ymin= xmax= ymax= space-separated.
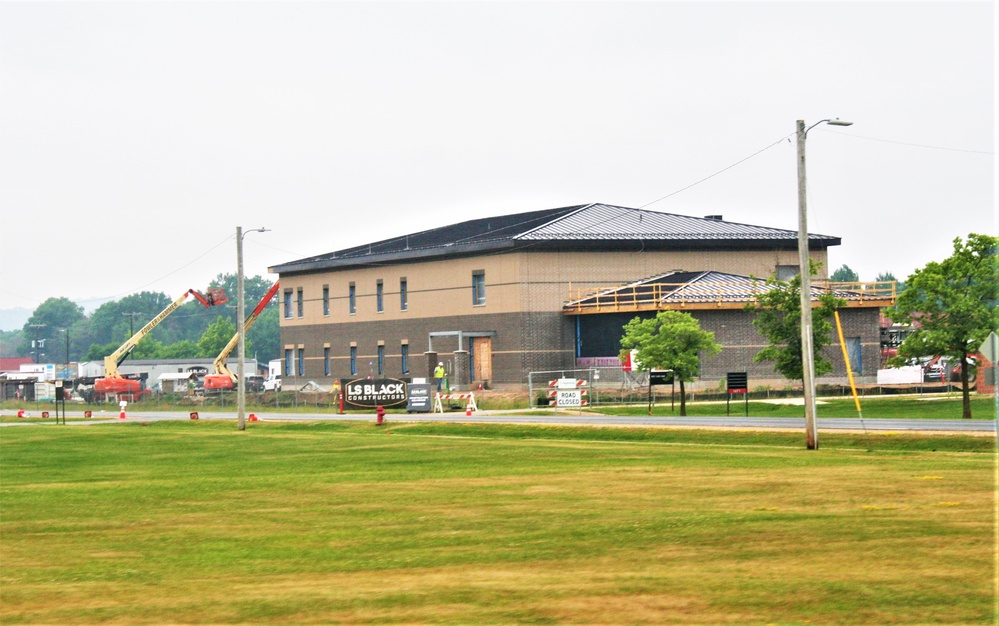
xmin=204 ymin=281 xmax=280 ymax=390
xmin=95 ymin=288 xmax=228 ymax=394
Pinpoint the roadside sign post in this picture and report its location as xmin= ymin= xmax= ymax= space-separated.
xmin=648 ymin=370 xmax=674 ymax=415
xmin=726 ymin=372 xmax=749 ymax=417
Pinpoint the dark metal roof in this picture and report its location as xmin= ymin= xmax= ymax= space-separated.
xmin=270 ymin=203 xmax=840 ymax=274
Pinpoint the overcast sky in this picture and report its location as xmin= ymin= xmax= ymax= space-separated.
xmin=1 ymin=1 xmax=995 ymax=318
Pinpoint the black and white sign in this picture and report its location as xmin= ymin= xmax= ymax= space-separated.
xmin=406 ymin=383 xmax=433 ymax=412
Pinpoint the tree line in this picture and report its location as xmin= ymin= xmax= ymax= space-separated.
xmin=1 ymin=274 xmax=280 ymax=365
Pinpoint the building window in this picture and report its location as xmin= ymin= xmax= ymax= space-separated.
xmin=285 ymin=349 xmax=293 ymax=376
xmin=297 ymin=288 xmax=304 ymax=318
xmin=283 ymin=290 xmax=293 ymax=319
xmin=377 ymin=345 xmax=384 ymax=375
xmin=400 ymin=278 xmax=408 ymax=311
xmin=776 ymin=265 xmax=799 ymax=281
xmin=324 ymin=347 xmax=330 ymax=376
xmin=322 ymin=286 xmax=330 ymax=316
xmin=847 ymin=337 xmax=862 ymax=374
xmin=297 ymin=348 xmax=305 ymax=376
xmin=472 ymin=270 xmax=486 ymax=306
xmin=401 ymin=343 xmax=409 ymax=374
xmin=350 ymin=346 xmax=357 ymax=375
xmin=376 ymin=280 xmax=384 ymax=313
xmin=349 ymin=283 xmax=356 ymax=315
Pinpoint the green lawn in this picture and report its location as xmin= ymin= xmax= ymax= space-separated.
xmin=593 ymin=394 xmax=999 ymax=419
xmin=1 ymin=421 xmax=995 ymax=624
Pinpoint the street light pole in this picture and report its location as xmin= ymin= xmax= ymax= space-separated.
xmin=797 ymin=118 xmax=852 ymax=450
xmin=237 ymin=226 xmax=269 ymax=431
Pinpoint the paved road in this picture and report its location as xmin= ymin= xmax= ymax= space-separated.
xmin=3 ymin=409 xmax=997 ymax=433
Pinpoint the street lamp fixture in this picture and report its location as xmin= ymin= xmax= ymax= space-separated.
xmin=797 ymin=118 xmax=852 ymax=450
xmin=237 ymin=226 xmax=270 ymax=431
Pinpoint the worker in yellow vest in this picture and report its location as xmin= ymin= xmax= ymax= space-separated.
xmin=434 ymin=362 xmax=445 ymax=392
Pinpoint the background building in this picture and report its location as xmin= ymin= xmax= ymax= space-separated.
xmin=269 ymin=203 xmax=888 ymax=390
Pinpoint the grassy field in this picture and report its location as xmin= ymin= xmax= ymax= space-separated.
xmin=1 ymin=420 xmax=996 ymax=624
xmin=596 ymin=394 xmax=999 ymax=419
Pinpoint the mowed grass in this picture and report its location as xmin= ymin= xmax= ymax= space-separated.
xmin=1 ymin=421 xmax=995 ymax=624
xmin=597 ymin=394 xmax=999 ymax=419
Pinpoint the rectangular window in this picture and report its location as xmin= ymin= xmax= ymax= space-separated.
xmin=400 ymin=278 xmax=408 ymax=311
xmin=283 ymin=290 xmax=293 ymax=319
xmin=376 ymin=280 xmax=384 ymax=313
xmin=324 ymin=347 xmax=330 ymax=376
xmin=401 ymin=343 xmax=409 ymax=374
xmin=284 ymin=349 xmax=293 ymax=376
xmin=472 ymin=270 xmax=486 ymax=306
xmin=350 ymin=346 xmax=357 ymax=375
xmin=297 ymin=288 xmax=304 ymax=318
xmin=297 ymin=348 xmax=305 ymax=376
xmin=349 ymin=283 xmax=356 ymax=315
xmin=776 ymin=265 xmax=799 ymax=281
xmin=377 ymin=345 xmax=384 ymax=375
xmin=847 ymin=337 xmax=862 ymax=374
xmin=322 ymin=286 xmax=330 ymax=316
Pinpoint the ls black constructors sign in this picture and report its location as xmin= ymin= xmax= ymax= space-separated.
xmin=341 ymin=378 xmax=408 ymax=409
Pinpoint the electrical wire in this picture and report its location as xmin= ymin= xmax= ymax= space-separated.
xmin=639 ymin=133 xmax=796 ymax=209
xmin=819 ymin=129 xmax=994 ymax=154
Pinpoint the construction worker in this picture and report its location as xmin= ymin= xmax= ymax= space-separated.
xmin=434 ymin=362 xmax=445 ymax=392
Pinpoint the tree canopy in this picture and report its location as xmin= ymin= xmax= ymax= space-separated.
xmin=14 ymin=274 xmax=280 ymax=364
xmin=887 ymin=233 xmax=999 ymax=418
xmin=619 ymin=310 xmax=720 ymax=416
xmin=830 ymin=265 xmax=859 ymax=283
xmin=746 ymin=266 xmax=844 ymax=387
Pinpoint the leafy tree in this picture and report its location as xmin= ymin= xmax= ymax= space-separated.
xmin=830 ymin=264 xmax=859 ymax=283
xmin=198 ymin=315 xmax=240 ymax=358
xmin=159 ymin=340 xmax=203 ymax=359
xmin=619 ymin=310 xmax=720 ymax=416
xmin=246 ymin=305 xmax=279 ymax=362
xmin=0 ymin=329 xmax=24 ymax=357
xmin=208 ymin=273 xmax=276 ymax=310
xmin=84 ymin=340 xmax=123 ymax=362
xmin=87 ymin=291 xmax=174 ymax=347
xmin=887 ymin=234 xmax=999 ymax=418
xmin=20 ymin=297 xmax=86 ymax=356
xmin=874 ymin=272 xmax=906 ymax=297
xmin=746 ymin=265 xmax=845 ymax=392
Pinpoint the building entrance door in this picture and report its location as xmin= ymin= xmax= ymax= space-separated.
xmin=471 ymin=337 xmax=492 ymax=382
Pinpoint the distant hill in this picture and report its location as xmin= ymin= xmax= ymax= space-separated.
xmin=0 ymin=307 xmax=31 ymax=332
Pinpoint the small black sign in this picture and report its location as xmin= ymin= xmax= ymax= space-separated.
xmin=727 ymin=372 xmax=748 ymax=394
xmin=406 ymin=383 xmax=433 ymax=413
xmin=341 ymin=378 xmax=408 ymax=408
xmin=649 ymin=370 xmax=674 ymax=386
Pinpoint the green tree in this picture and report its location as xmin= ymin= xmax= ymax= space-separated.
xmin=198 ymin=315 xmax=240 ymax=358
xmin=21 ymin=297 xmax=86 ymax=358
xmin=746 ymin=266 xmax=845 ymax=393
xmin=830 ymin=264 xmax=859 ymax=283
xmin=160 ymin=340 xmax=203 ymax=359
xmin=246 ymin=305 xmax=279 ymax=362
xmin=874 ymin=271 xmax=906 ymax=296
xmin=619 ymin=310 xmax=721 ymax=416
xmin=887 ymin=234 xmax=999 ymax=419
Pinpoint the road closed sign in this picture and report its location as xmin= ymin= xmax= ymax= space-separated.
xmin=556 ymin=389 xmax=582 ymax=407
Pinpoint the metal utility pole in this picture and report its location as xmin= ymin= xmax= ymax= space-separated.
xmin=236 ymin=226 xmax=269 ymax=431
xmin=796 ymin=118 xmax=852 ymax=450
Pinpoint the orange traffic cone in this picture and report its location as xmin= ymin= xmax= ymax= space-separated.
xmin=16 ymin=410 xmax=25 ymax=418
xmin=248 ymin=414 xmax=259 ymax=422
xmin=119 ymin=410 xmax=126 ymax=419
xmin=465 ymin=404 xmax=473 ymax=416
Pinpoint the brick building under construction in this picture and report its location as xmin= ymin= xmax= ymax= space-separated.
xmin=269 ymin=203 xmax=891 ymax=389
